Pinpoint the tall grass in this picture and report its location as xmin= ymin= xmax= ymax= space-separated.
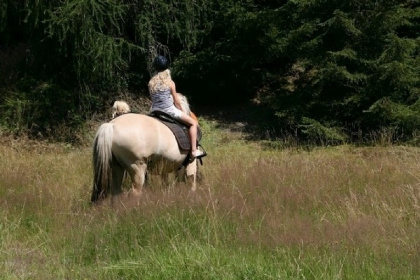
xmin=0 ymin=122 xmax=419 ymax=279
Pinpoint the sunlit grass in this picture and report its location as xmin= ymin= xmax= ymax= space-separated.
xmin=0 ymin=123 xmax=419 ymax=279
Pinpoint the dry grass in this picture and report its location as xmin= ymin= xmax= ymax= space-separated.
xmin=203 ymin=144 xmax=420 ymax=247
xmin=0 ymin=127 xmax=419 ymax=278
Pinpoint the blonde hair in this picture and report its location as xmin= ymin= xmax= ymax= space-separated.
xmin=148 ymin=69 xmax=172 ymax=93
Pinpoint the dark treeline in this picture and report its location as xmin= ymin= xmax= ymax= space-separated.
xmin=0 ymin=0 xmax=419 ymax=144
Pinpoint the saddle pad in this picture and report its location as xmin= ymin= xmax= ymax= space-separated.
xmin=160 ymin=120 xmax=191 ymax=151
xmin=150 ymin=111 xmax=202 ymax=151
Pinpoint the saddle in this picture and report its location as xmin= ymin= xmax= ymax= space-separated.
xmin=149 ymin=111 xmax=203 ymax=152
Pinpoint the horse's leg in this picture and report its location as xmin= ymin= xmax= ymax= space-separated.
xmin=175 ymin=167 xmax=186 ymax=183
xmin=110 ymin=160 xmax=125 ymax=204
xmin=161 ymin=173 xmax=169 ymax=188
xmin=128 ymin=161 xmax=147 ymax=197
xmin=185 ymin=159 xmax=197 ymax=191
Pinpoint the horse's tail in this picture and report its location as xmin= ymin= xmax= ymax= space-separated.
xmin=91 ymin=123 xmax=114 ymax=203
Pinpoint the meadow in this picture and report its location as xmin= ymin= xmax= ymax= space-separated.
xmin=0 ymin=119 xmax=419 ymax=279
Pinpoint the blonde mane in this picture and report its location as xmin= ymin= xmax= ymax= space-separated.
xmin=178 ymin=93 xmax=191 ymax=115
xmin=111 ymin=101 xmax=131 ymax=119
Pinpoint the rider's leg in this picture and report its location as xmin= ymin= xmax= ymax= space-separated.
xmin=178 ymin=113 xmax=198 ymax=153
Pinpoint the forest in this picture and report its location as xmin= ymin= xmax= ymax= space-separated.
xmin=0 ymin=0 xmax=419 ymax=144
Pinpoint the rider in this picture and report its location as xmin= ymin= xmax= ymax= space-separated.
xmin=148 ymin=55 xmax=205 ymax=159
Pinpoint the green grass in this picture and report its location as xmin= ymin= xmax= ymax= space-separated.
xmin=0 ymin=122 xmax=419 ymax=279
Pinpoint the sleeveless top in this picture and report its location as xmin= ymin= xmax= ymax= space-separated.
xmin=150 ymin=87 xmax=174 ymax=110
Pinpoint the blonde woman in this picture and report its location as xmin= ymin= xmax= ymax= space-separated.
xmin=148 ymin=56 xmax=204 ymax=159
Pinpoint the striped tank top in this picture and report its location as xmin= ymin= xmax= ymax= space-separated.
xmin=150 ymin=88 xmax=174 ymax=110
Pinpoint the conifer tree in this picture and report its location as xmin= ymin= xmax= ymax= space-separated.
xmin=1 ymin=0 xmax=419 ymax=143
xmin=253 ymin=0 xmax=420 ymax=142
xmin=0 ymin=0 xmax=212 ymax=138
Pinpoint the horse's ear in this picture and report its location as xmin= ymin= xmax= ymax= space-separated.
xmin=190 ymin=112 xmax=198 ymax=122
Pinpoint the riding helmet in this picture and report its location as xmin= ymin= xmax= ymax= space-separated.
xmin=153 ymin=55 xmax=169 ymax=71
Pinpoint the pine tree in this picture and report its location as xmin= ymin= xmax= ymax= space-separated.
xmin=255 ymin=0 xmax=420 ymax=142
xmin=0 ymin=0 xmax=213 ymax=138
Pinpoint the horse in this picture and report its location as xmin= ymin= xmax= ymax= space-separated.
xmin=91 ymin=95 xmax=200 ymax=204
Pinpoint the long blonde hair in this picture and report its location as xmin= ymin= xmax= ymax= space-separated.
xmin=148 ymin=69 xmax=172 ymax=93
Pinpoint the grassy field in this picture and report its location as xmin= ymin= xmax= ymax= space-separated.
xmin=0 ymin=119 xmax=419 ymax=279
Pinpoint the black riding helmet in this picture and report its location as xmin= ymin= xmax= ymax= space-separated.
xmin=153 ymin=55 xmax=169 ymax=72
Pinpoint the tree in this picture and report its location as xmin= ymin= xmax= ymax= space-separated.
xmin=1 ymin=0 xmax=419 ymax=144
xmin=0 ymin=0 xmax=213 ymax=139
xmin=254 ymin=0 xmax=420 ymax=142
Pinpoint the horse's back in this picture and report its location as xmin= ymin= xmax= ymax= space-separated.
xmin=111 ymin=113 xmax=161 ymax=134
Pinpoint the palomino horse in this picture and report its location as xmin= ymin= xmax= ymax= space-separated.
xmin=91 ymin=97 xmax=199 ymax=203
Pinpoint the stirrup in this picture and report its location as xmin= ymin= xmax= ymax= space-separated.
xmin=191 ymin=149 xmax=205 ymax=159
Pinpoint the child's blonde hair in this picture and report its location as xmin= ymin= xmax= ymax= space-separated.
xmin=148 ymin=69 xmax=172 ymax=93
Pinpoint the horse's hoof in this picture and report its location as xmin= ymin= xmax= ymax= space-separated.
xmin=129 ymin=188 xmax=142 ymax=198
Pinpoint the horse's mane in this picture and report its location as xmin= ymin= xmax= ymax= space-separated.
xmin=177 ymin=93 xmax=191 ymax=115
